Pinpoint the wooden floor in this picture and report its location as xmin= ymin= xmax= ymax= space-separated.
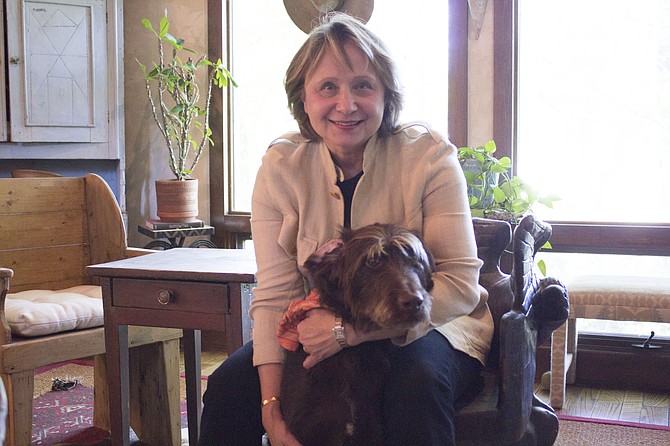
xmin=188 ymin=342 xmax=670 ymax=429
xmin=535 ymin=382 xmax=670 ymax=427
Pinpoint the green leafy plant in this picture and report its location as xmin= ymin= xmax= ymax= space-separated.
xmin=458 ymin=140 xmax=560 ymax=276
xmin=137 ymin=12 xmax=237 ymax=180
xmin=458 ymin=140 xmax=559 ymax=222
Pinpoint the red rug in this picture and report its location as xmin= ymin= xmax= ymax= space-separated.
xmin=33 ymin=383 xmax=114 ymax=445
xmin=32 ymin=385 xmax=194 ymax=445
xmin=32 ymin=362 xmax=199 ymax=445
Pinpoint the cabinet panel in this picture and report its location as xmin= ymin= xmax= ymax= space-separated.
xmin=0 ymin=1 xmax=6 ymax=141
xmin=6 ymin=0 xmax=108 ymax=142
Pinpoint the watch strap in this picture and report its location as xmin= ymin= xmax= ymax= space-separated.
xmin=332 ymin=317 xmax=348 ymax=348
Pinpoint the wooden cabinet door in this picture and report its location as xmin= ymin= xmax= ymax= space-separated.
xmin=0 ymin=1 xmax=7 ymax=141
xmin=6 ymin=0 xmax=108 ymax=142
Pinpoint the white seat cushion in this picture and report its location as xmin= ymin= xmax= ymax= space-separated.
xmin=5 ymin=285 xmax=103 ymax=337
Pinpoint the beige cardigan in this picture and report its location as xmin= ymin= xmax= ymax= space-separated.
xmin=250 ymin=122 xmax=493 ymax=366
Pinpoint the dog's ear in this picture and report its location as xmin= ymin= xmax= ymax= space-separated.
xmin=404 ymin=228 xmax=436 ymax=274
xmin=421 ymin=238 xmax=436 ymax=273
xmin=412 ymin=233 xmax=436 ymax=291
xmin=303 ymin=239 xmax=345 ymax=293
xmin=423 ymin=247 xmax=436 ymax=292
xmin=305 ymin=239 xmax=343 ymax=265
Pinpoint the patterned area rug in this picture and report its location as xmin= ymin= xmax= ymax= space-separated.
xmin=32 ymin=361 xmax=206 ymax=445
xmin=33 ymin=385 xmax=112 ymax=445
xmin=33 ymin=363 xmax=669 ymax=445
xmin=558 ymin=414 xmax=670 ymax=432
xmin=557 ymin=418 xmax=670 ymax=445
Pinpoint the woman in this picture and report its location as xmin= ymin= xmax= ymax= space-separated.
xmin=198 ymin=13 xmax=493 ymax=446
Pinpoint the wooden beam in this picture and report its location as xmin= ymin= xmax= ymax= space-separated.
xmin=448 ymin=0 xmax=469 ymax=148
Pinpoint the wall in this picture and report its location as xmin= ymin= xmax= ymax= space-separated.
xmin=123 ymin=0 xmax=210 ymax=248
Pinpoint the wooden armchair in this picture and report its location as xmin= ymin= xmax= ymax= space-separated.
xmin=0 ymin=174 xmax=183 ymax=446
xmin=455 ymin=215 xmax=569 ymax=445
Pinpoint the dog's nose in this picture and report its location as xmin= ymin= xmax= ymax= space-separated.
xmin=400 ymin=294 xmax=424 ymax=311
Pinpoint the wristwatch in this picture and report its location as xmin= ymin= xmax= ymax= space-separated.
xmin=332 ymin=317 xmax=348 ymax=348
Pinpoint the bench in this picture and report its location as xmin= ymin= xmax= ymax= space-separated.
xmin=0 ymin=174 xmax=183 ymax=446
xmin=549 ymin=274 xmax=670 ymax=409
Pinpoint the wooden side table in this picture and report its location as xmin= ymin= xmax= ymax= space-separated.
xmin=138 ymin=225 xmax=217 ymax=249
xmin=87 ymin=248 xmax=256 ymax=446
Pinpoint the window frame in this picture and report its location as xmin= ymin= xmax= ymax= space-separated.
xmin=493 ymin=0 xmax=670 ymax=256
xmin=209 ymin=0 xmax=470 ymax=247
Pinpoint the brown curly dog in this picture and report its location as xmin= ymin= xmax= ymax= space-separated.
xmin=280 ymin=223 xmax=435 ymax=446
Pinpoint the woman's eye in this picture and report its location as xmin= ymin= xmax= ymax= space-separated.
xmin=318 ymin=82 xmax=337 ymax=97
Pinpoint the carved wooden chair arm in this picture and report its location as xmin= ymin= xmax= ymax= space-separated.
xmin=512 ymin=215 xmax=552 ymax=313
xmin=527 ymin=277 xmax=570 ymax=346
xmin=497 ymin=283 xmax=567 ymax=443
xmin=495 ymin=215 xmax=568 ymax=442
xmin=499 ymin=307 xmax=536 ymax=441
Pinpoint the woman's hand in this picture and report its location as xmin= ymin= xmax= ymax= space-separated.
xmin=297 ymin=308 xmax=409 ymax=368
xmin=297 ymin=309 xmax=342 ymax=369
xmin=258 ymin=364 xmax=302 ymax=446
xmin=262 ymin=402 xmax=302 ymax=446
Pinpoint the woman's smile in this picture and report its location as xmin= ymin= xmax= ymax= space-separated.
xmin=332 ymin=119 xmax=363 ymax=128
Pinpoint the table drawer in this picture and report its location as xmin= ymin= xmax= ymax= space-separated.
xmin=112 ymin=278 xmax=229 ymax=314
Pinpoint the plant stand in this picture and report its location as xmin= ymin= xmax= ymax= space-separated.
xmin=138 ymin=225 xmax=216 ymax=250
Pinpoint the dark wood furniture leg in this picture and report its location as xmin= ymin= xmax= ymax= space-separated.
xmin=105 ymin=321 xmax=129 ymax=445
xmin=225 ymin=283 xmax=253 ymax=354
xmin=183 ymin=329 xmax=202 ymax=445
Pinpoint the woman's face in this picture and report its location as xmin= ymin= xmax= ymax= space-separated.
xmin=303 ymin=43 xmax=385 ymax=157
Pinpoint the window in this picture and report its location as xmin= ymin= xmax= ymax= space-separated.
xmin=208 ymin=0 xmax=466 ymax=247
xmin=497 ymin=0 xmax=670 ymax=338
xmin=227 ymin=0 xmax=456 ymax=214
xmin=517 ymin=0 xmax=670 ymax=225
xmin=227 ymin=0 xmax=304 ymax=214
xmin=494 ymin=0 xmax=670 ymax=256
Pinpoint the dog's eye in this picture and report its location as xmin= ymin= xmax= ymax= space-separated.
xmin=366 ymin=256 xmax=382 ymax=269
xmin=406 ymin=250 xmax=419 ymax=260
xmin=410 ymin=249 xmax=429 ymax=265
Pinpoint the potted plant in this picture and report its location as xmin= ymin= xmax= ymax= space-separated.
xmin=458 ymin=140 xmax=560 ymax=275
xmin=137 ymin=12 xmax=236 ymax=222
xmin=458 ymin=140 xmax=559 ymax=222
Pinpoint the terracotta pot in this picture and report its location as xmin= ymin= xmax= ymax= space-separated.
xmin=155 ymin=179 xmax=199 ymax=222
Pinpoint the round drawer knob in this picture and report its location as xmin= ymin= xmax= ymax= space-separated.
xmin=157 ymin=289 xmax=173 ymax=305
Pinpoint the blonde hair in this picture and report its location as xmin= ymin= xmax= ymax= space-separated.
xmin=285 ymin=12 xmax=403 ymax=140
